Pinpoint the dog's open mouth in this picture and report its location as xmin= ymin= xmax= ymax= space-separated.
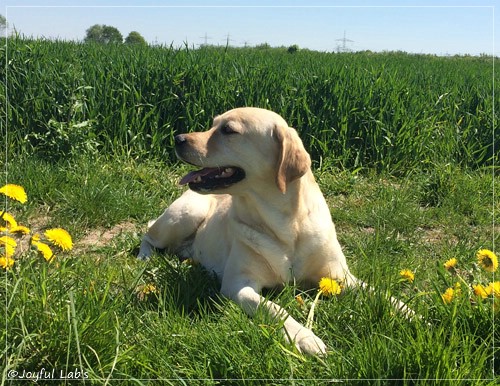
xmin=179 ymin=166 xmax=246 ymax=192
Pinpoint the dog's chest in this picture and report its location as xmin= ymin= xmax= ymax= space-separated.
xmin=234 ymin=219 xmax=322 ymax=281
xmin=187 ymin=202 xmax=330 ymax=285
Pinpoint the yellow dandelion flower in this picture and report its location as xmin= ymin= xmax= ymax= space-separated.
xmin=319 ymin=277 xmax=342 ymax=296
xmin=441 ymin=287 xmax=455 ymax=304
xmin=0 ymin=256 xmax=15 ymax=269
xmin=142 ymin=284 xmax=158 ymax=295
xmin=477 ymin=249 xmax=498 ymax=273
xmin=1 ymin=212 xmax=18 ymax=229
xmin=486 ymin=282 xmax=500 ymax=298
xmin=0 ymin=236 xmax=17 ymax=258
xmin=9 ymin=225 xmax=30 ymax=235
xmin=44 ymin=228 xmax=73 ymax=251
xmin=399 ymin=269 xmax=415 ymax=283
xmin=473 ymin=284 xmax=489 ymax=299
xmin=0 ymin=184 xmax=27 ymax=204
xmin=136 ymin=283 xmax=159 ymax=301
xmin=32 ymin=241 xmax=54 ymax=262
xmin=443 ymin=258 xmax=457 ymax=271
xmin=32 ymin=233 xmax=41 ymax=242
xmin=306 ymin=278 xmax=341 ymax=329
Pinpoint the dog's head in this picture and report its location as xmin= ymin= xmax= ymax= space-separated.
xmin=175 ymin=107 xmax=311 ymax=194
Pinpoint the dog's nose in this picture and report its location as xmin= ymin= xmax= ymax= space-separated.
xmin=175 ymin=134 xmax=187 ymax=146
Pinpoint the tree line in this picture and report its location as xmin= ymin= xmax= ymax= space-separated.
xmin=84 ymin=24 xmax=147 ymax=45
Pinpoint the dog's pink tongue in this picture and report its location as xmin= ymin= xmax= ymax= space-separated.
xmin=179 ymin=168 xmax=214 ymax=185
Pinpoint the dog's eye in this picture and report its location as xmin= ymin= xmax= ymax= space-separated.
xmin=221 ymin=124 xmax=238 ymax=135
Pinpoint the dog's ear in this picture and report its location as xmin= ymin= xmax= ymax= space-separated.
xmin=275 ymin=125 xmax=311 ymax=194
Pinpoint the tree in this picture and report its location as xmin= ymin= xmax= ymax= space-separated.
xmin=84 ymin=24 xmax=123 ymax=44
xmin=287 ymin=44 xmax=299 ymax=54
xmin=125 ymin=31 xmax=147 ymax=45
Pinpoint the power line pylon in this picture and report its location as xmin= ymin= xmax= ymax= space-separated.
xmin=335 ymin=30 xmax=354 ymax=52
xmin=199 ymin=32 xmax=212 ymax=46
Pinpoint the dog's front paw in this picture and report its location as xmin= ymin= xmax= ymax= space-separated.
xmin=137 ymin=239 xmax=153 ymax=260
xmin=294 ymin=329 xmax=327 ymax=356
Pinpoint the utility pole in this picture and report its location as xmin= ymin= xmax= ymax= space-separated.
xmin=335 ymin=30 xmax=354 ymax=52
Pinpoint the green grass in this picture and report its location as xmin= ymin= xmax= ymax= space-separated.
xmin=2 ymin=38 xmax=497 ymax=171
xmin=1 ymin=37 xmax=498 ymax=384
xmin=2 ymin=155 xmax=498 ymax=384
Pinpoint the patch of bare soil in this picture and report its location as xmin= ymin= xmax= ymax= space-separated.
xmin=7 ymin=213 xmax=141 ymax=258
xmin=77 ymin=221 xmax=140 ymax=252
xmin=418 ymin=226 xmax=458 ymax=246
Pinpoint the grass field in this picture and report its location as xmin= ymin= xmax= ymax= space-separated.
xmin=1 ymin=38 xmax=499 ymax=384
xmin=3 ymin=38 xmax=497 ymax=170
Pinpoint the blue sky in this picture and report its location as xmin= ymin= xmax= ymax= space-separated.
xmin=3 ymin=0 xmax=498 ymax=56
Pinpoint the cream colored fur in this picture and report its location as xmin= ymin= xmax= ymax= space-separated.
xmin=139 ymin=107 xmax=410 ymax=355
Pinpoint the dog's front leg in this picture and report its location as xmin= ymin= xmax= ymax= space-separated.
xmin=221 ymin=282 xmax=327 ymax=355
xmin=137 ymin=190 xmax=212 ymax=260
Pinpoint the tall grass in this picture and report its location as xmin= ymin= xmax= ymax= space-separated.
xmin=2 ymin=37 xmax=497 ymax=171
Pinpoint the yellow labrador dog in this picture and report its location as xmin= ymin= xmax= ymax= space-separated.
xmin=138 ymin=107 xmax=408 ymax=355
